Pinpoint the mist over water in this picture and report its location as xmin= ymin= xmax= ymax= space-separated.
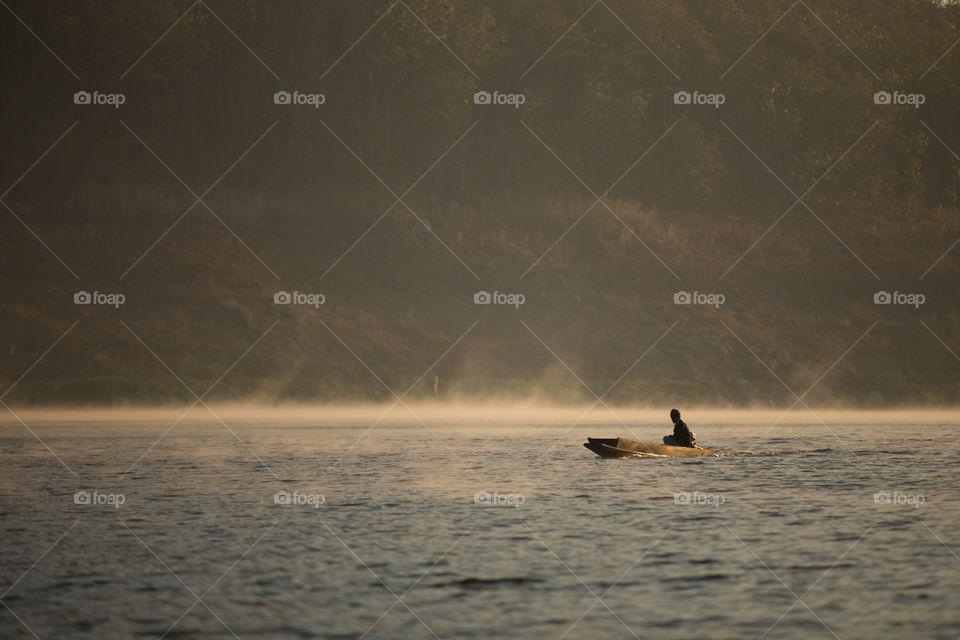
xmin=6 ymin=403 xmax=957 ymax=428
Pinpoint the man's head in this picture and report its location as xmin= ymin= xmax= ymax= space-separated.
xmin=670 ymin=408 xmax=680 ymax=423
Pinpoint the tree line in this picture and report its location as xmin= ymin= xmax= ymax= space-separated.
xmin=3 ymin=0 xmax=958 ymax=220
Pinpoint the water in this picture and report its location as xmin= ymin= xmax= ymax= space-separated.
xmin=1 ymin=408 xmax=959 ymax=639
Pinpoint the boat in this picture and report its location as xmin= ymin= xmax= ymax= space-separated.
xmin=584 ymin=437 xmax=716 ymax=458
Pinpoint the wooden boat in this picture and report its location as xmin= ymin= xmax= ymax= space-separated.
xmin=584 ymin=437 xmax=715 ymax=458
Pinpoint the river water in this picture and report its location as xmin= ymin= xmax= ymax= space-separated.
xmin=1 ymin=407 xmax=958 ymax=639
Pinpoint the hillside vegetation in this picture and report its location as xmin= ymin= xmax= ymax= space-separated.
xmin=1 ymin=0 xmax=958 ymax=405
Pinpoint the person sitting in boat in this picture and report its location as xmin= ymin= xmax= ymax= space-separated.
xmin=663 ymin=408 xmax=696 ymax=447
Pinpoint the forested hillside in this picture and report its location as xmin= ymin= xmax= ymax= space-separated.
xmin=1 ymin=1 xmax=958 ymax=405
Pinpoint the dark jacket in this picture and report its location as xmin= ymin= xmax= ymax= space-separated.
xmin=672 ymin=419 xmax=695 ymax=447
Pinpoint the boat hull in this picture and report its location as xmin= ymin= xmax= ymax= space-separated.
xmin=584 ymin=437 xmax=715 ymax=458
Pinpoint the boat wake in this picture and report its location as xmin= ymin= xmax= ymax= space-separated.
xmin=713 ymin=447 xmax=833 ymax=458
